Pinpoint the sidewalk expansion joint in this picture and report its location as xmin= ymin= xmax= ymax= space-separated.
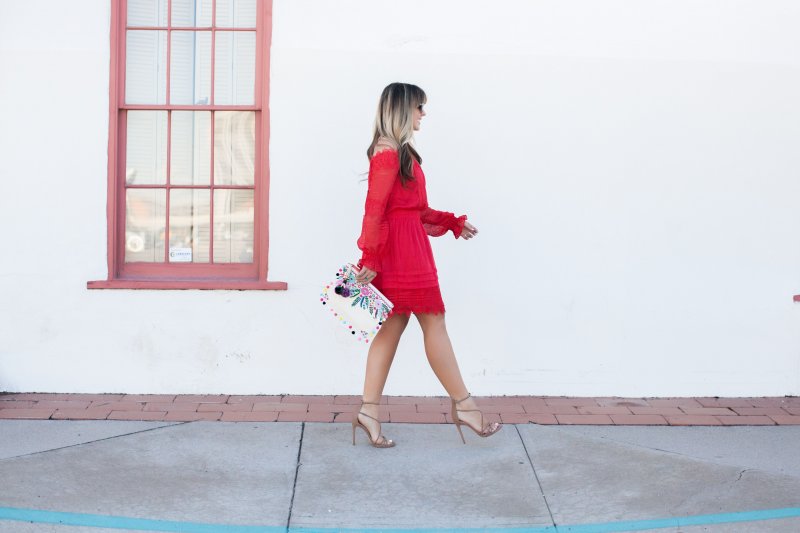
xmin=286 ymin=421 xmax=304 ymax=532
xmin=0 ymin=421 xmax=188 ymax=462
xmin=515 ymin=424 xmax=556 ymax=530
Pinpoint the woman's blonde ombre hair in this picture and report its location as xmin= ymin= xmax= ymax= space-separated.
xmin=367 ymin=82 xmax=427 ymax=185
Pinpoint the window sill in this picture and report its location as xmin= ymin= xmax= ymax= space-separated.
xmin=87 ymin=279 xmax=287 ymax=290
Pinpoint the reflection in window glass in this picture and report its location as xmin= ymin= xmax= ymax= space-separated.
xmin=125 ymin=189 xmax=166 ymax=262
xmin=214 ymin=111 xmax=254 ymax=185
xmin=126 ymin=111 xmax=167 ymax=185
xmin=214 ymin=31 xmax=256 ymax=105
xmin=214 ymin=189 xmax=254 ymax=263
xmin=126 ymin=30 xmax=167 ymax=105
xmin=169 ymin=189 xmax=210 ymax=262
xmin=171 ymin=111 xmax=211 ymax=186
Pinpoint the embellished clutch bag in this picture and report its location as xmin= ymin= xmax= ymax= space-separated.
xmin=320 ymin=263 xmax=394 ymax=344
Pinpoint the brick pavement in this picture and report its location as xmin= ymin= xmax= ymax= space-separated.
xmin=1 ymin=393 xmax=799 ymax=425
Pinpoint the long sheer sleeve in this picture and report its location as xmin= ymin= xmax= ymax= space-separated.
xmin=421 ymin=207 xmax=467 ymax=238
xmin=356 ymin=150 xmax=399 ymax=271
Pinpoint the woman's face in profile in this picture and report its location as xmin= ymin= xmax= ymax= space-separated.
xmin=413 ymin=103 xmax=426 ymax=131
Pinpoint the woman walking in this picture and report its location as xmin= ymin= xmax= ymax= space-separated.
xmin=352 ymin=82 xmax=502 ymax=447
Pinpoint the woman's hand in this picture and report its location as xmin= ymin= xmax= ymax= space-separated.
xmin=460 ymin=221 xmax=479 ymax=240
xmin=355 ymin=265 xmax=377 ymax=284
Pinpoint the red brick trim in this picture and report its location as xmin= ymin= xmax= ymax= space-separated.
xmin=2 ymin=394 xmax=799 ymax=425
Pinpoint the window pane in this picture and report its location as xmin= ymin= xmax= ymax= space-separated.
xmin=127 ymin=0 xmax=167 ymax=27
xmin=171 ymin=111 xmax=211 ymax=185
xmin=216 ymin=0 xmax=256 ymax=28
xmin=214 ymin=111 xmax=254 ymax=185
xmin=172 ymin=0 xmax=212 ymax=27
xmin=126 ymin=30 xmax=167 ymax=105
xmin=170 ymin=30 xmax=212 ymax=105
xmin=125 ymin=189 xmax=166 ymax=262
xmin=126 ymin=111 xmax=167 ymax=185
xmin=214 ymin=31 xmax=255 ymax=105
xmin=214 ymin=189 xmax=254 ymax=263
xmin=169 ymin=189 xmax=210 ymax=263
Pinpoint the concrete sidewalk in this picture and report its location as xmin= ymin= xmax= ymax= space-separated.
xmin=1 ymin=420 xmax=800 ymax=532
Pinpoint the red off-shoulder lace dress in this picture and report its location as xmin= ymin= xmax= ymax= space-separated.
xmin=357 ymin=149 xmax=467 ymax=316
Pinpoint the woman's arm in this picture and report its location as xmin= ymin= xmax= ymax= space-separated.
xmin=421 ymin=207 xmax=469 ymax=238
xmin=356 ymin=150 xmax=399 ymax=271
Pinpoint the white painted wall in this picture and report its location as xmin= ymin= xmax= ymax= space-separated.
xmin=1 ymin=0 xmax=799 ymax=396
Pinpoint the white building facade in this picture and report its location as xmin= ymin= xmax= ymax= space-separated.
xmin=1 ymin=0 xmax=799 ymax=397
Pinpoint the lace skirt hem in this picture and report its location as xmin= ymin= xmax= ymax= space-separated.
xmin=380 ymin=285 xmax=445 ymax=316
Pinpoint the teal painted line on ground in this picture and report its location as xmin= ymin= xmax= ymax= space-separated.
xmin=1 ymin=506 xmax=799 ymax=532
xmin=0 ymin=506 xmax=285 ymax=532
xmin=288 ymin=526 xmax=560 ymax=533
xmin=554 ymin=506 xmax=800 ymax=532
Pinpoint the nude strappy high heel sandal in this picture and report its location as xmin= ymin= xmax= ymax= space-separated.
xmin=451 ymin=392 xmax=503 ymax=444
xmin=352 ymin=400 xmax=395 ymax=448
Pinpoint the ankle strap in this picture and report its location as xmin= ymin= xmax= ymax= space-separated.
xmin=358 ymin=410 xmax=380 ymax=422
xmin=454 ymin=392 xmax=471 ymax=403
xmin=361 ymin=400 xmax=381 ymax=405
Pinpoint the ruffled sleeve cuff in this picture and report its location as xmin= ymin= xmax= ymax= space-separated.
xmin=451 ymin=215 xmax=468 ymax=239
xmin=359 ymin=252 xmax=382 ymax=272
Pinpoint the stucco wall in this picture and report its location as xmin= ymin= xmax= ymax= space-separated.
xmin=1 ymin=0 xmax=799 ymax=395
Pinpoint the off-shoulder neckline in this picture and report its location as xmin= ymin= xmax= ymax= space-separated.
xmin=370 ymin=148 xmax=399 ymax=160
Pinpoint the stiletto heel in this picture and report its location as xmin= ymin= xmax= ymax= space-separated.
xmin=352 ymin=400 xmax=395 ymax=448
xmin=450 ymin=392 xmax=502 ymax=444
xmin=452 ymin=401 xmax=466 ymax=444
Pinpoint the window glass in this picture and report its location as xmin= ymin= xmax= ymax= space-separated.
xmin=216 ymin=0 xmax=257 ymax=28
xmin=125 ymin=189 xmax=167 ymax=262
xmin=126 ymin=111 xmax=167 ymax=185
xmin=171 ymin=111 xmax=211 ymax=185
xmin=126 ymin=30 xmax=167 ymax=105
xmin=169 ymin=189 xmax=210 ymax=262
xmin=170 ymin=30 xmax=212 ymax=105
xmin=172 ymin=0 xmax=212 ymax=27
xmin=213 ymin=189 xmax=254 ymax=263
xmin=214 ymin=111 xmax=254 ymax=185
xmin=128 ymin=0 xmax=168 ymax=27
xmin=214 ymin=31 xmax=256 ymax=105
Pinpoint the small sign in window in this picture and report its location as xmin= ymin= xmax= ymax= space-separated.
xmin=169 ymin=248 xmax=192 ymax=262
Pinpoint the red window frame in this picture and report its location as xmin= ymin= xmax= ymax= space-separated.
xmin=88 ymin=0 xmax=285 ymax=290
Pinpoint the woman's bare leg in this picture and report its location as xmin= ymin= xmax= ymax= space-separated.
xmin=359 ymin=312 xmax=410 ymax=441
xmin=415 ymin=312 xmax=491 ymax=431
